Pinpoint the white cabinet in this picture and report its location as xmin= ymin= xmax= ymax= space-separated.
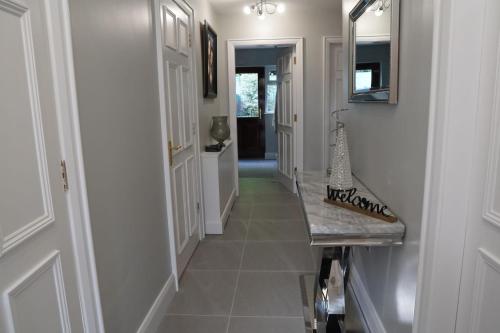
xmin=201 ymin=140 xmax=236 ymax=234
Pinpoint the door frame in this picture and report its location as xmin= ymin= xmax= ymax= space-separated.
xmin=32 ymin=0 xmax=105 ymax=331
xmin=322 ymin=36 xmax=344 ymax=174
xmin=227 ymin=38 xmax=304 ymax=195
xmin=152 ymin=0 xmax=204 ymax=288
xmin=413 ymin=0 xmax=486 ymax=331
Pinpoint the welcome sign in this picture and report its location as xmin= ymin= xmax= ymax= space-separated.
xmin=324 ymin=186 xmax=398 ymax=223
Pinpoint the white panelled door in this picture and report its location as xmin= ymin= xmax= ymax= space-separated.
xmin=276 ymin=47 xmax=295 ymax=192
xmin=160 ymin=0 xmax=200 ymax=275
xmin=455 ymin=0 xmax=500 ymax=331
xmin=0 ymin=0 xmax=85 ymax=332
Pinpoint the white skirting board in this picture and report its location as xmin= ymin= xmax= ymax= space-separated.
xmin=136 ymin=274 xmax=176 ymax=333
xmin=205 ymin=188 xmax=236 ymax=234
xmin=349 ymin=265 xmax=387 ymax=333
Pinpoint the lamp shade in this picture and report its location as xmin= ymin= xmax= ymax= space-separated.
xmin=329 ymin=125 xmax=353 ymax=190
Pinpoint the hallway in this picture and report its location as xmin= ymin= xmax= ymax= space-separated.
xmin=157 ymin=178 xmax=311 ymax=332
xmin=238 ymin=160 xmax=278 ymax=178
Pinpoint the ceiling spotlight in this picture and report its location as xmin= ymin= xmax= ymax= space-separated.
xmin=243 ymin=5 xmax=251 ymax=14
xmin=276 ymin=3 xmax=285 ymax=13
xmin=368 ymin=0 xmax=390 ymax=16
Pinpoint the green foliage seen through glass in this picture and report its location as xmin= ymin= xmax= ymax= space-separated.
xmin=236 ymin=73 xmax=259 ymax=118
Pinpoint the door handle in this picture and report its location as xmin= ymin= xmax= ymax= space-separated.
xmin=168 ymin=141 xmax=183 ymax=166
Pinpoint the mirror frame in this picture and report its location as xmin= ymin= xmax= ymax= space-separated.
xmin=348 ymin=0 xmax=400 ymax=104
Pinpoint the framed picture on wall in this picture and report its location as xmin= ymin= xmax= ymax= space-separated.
xmin=202 ymin=20 xmax=217 ymax=98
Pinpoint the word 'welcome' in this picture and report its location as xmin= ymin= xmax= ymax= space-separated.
xmin=326 ymin=186 xmax=392 ymax=218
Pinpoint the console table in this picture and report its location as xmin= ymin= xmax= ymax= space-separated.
xmin=296 ymin=171 xmax=405 ymax=333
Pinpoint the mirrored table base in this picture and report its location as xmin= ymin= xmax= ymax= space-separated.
xmin=300 ymin=246 xmax=352 ymax=333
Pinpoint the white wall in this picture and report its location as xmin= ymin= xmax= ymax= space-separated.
xmin=191 ymin=0 xmax=222 ymax=147
xmin=68 ymin=0 xmax=221 ymax=331
xmin=68 ymin=0 xmax=170 ymax=331
xmin=342 ymin=0 xmax=433 ymax=332
xmin=216 ymin=6 xmax=343 ymax=170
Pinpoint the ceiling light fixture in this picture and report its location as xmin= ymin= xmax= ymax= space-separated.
xmin=243 ymin=1 xmax=285 ymax=18
xmin=368 ymin=0 xmax=390 ymax=16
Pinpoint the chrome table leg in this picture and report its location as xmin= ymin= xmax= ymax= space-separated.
xmin=307 ymin=246 xmax=352 ymax=333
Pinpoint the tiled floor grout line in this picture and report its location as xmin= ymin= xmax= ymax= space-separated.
xmin=217 ymin=240 xmax=309 ymax=243
xmin=198 ymin=239 xmax=308 ymax=243
xmin=165 ymin=313 xmax=228 ymax=317
xmin=229 ymin=314 xmax=305 ymax=319
xmin=165 ymin=313 xmax=304 ymax=318
xmin=186 ymin=269 xmax=317 ymax=273
xmin=202 ymin=240 xmax=309 ymax=243
xmin=224 ymin=204 xmax=252 ymax=333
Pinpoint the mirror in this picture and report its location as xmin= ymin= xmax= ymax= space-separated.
xmin=348 ymin=0 xmax=400 ymax=104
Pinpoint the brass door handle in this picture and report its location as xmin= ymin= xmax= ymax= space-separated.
xmin=168 ymin=141 xmax=183 ymax=166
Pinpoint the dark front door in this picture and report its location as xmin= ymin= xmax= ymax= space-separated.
xmin=236 ymin=67 xmax=266 ymax=159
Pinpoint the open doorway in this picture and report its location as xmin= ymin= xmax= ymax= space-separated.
xmin=235 ymin=48 xmax=279 ymax=178
xmin=228 ymin=38 xmax=303 ymax=193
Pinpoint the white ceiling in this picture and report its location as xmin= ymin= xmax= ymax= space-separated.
xmin=209 ymin=0 xmax=342 ymax=14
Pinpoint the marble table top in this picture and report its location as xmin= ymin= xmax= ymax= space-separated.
xmin=296 ymin=171 xmax=405 ymax=247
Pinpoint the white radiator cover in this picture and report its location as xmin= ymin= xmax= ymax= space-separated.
xmin=201 ymin=140 xmax=236 ymax=234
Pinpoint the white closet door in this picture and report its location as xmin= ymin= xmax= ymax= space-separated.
xmin=159 ymin=0 xmax=200 ymax=275
xmin=455 ymin=1 xmax=500 ymax=331
xmin=0 ymin=0 xmax=85 ymax=331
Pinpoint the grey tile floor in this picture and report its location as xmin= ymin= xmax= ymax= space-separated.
xmin=157 ymin=178 xmax=312 ymax=333
xmin=157 ymin=176 xmax=367 ymax=333
xmin=238 ymin=160 xmax=278 ymax=178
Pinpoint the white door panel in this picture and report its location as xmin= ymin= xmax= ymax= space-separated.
xmin=455 ymin=1 xmax=500 ymax=331
xmin=285 ymin=133 xmax=292 ymax=178
xmin=181 ymin=66 xmax=193 ymax=148
xmin=160 ymin=0 xmax=200 ymax=275
xmin=177 ymin=19 xmax=189 ymax=56
xmin=162 ymin=5 xmax=177 ymax=50
xmin=1 ymin=0 xmax=85 ymax=331
xmin=172 ymin=163 xmax=188 ymax=253
xmin=185 ymin=156 xmax=197 ymax=236
xmin=276 ymin=47 xmax=295 ymax=191
xmin=4 ymin=252 xmax=71 ymax=333
xmin=466 ymin=249 xmax=500 ymax=333
xmin=166 ymin=62 xmax=182 ymax=148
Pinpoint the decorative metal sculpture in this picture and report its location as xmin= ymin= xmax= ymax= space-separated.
xmin=329 ymin=123 xmax=353 ymax=190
